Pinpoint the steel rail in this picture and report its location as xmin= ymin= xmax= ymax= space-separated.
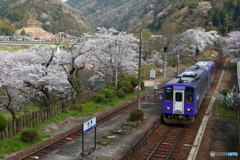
xmin=10 ymin=91 xmax=163 ymax=160
xmin=146 ymin=126 xmax=184 ymax=160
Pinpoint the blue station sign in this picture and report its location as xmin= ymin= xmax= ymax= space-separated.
xmin=83 ymin=117 xmax=96 ymax=133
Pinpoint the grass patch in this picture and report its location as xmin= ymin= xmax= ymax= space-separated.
xmin=0 ymin=132 xmax=49 ymax=159
xmin=176 ymin=49 xmax=215 ymax=67
xmin=228 ymin=63 xmax=237 ymax=72
xmin=215 ymin=106 xmax=237 ymax=117
xmin=0 ymin=45 xmax=30 ymax=52
xmin=32 ymin=109 xmax=84 ymax=131
xmin=198 ymin=49 xmax=213 ymax=60
xmin=0 ymin=105 xmax=40 ymax=121
xmin=0 ymin=111 xmax=13 ymax=121
xmin=0 ymin=109 xmax=82 ymax=158
xmin=181 ymin=58 xmax=195 ymax=66
xmin=215 ymin=102 xmax=238 ymax=122
xmin=0 ymin=89 xmax=144 ymax=158
xmin=82 ymin=91 xmax=140 ymax=116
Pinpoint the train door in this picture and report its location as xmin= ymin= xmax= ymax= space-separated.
xmin=173 ymin=89 xmax=184 ymax=114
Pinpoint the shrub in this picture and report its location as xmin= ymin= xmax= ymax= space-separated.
xmin=118 ymin=80 xmax=130 ymax=89
xmin=118 ymin=81 xmax=133 ymax=93
xmin=101 ymin=89 xmax=114 ymax=99
xmin=129 ymin=109 xmax=144 ymax=121
xmin=221 ymin=88 xmax=231 ymax=96
xmin=188 ymin=2 xmax=198 ymax=9
xmin=94 ymin=93 xmax=106 ymax=103
xmin=20 ymin=29 xmax=26 ymax=35
xmin=117 ymin=88 xmax=125 ymax=98
xmin=169 ymin=7 xmax=178 ymax=14
xmin=175 ymin=2 xmax=185 ymax=10
xmin=0 ymin=115 xmax=7 ymax=132
xmin=107 ymin=86 xmax=117 ymax=96
xmin=121 ymin=76 xmax=138 ymax=87
xmin=120 ymin=87 xmax=128 ymax=94
xmin=20 ymin=129 xmax=38 ymax=142
xmin=129 ymin=76 xmax=138 ymax=87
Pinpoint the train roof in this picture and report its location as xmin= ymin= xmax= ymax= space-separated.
xmin=189 ymin=61 xmax=215 ymax=71
xmin=165 ymin=61 xmax=215 ymax=88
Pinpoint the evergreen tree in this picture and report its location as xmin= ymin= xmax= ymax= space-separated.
xmin=0 ymin=19 xmax=15 ymax=36
xmin=20 ymin=29 xmax=26 ymax=35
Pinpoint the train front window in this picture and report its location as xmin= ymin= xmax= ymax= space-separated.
xmin=185 ymin=87 xmax=194 ymax=102
xmin=175 ymin=92 xmax=182 ymax=102
xmin=165 ymin=86 xmax=173 ymax=101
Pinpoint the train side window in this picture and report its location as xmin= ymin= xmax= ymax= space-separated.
xmin=175 ymin=92 xmax=182 ymax=102
xmin=185 ymin=87 xmax=194 ymax=102
xmin=165 ymin=86 xmax=173 ymax=101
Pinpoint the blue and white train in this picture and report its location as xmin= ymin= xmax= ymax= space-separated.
xmin=162 ymin=61 xmax=215 ymax=124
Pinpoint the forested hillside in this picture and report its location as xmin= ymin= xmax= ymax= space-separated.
xmin=0 ymin=0 xmax=239 ymax=36
xmin=67 ymin=0 xmax=151 ymax=30
xmin=67 ymin=0 xmax=240 ymax=34
xmin=0 ymin=0 xmax=90 ymax=36
xmin=209 ymin=0 xmax=240 ymax=34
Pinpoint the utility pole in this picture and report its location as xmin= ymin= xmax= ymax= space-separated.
xmin=195 ymin=46 xmax=199 ymax=63
xmin=115 ymin=40 xmax=118 ymax=88
xmin=177 ymin=41 xmax=179 ymax=76
xmin=238 ymin=102 xmax=240 ymax=155
xmin=138 ymin=29 xmax=143 ymax=110
xmin=163 ymin=45 xmax=168 ymax=79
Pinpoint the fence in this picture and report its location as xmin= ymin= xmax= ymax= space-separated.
xmin=0 ymin=91 xmax=96 ymax=140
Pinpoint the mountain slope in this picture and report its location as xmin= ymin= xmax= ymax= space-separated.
xmin=67 ymin=0 xmax=151 ymax=31
xmin=66 ymin=0 xmax=240 ymax=34
xmin=66 ymin=0 xmax=210 ymax=31
xmin=0 ymin=0 xmax=91 ymax=36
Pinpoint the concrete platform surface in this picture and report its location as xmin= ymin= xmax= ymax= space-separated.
xmin=44 ymin=99 xmax=161 ymax=160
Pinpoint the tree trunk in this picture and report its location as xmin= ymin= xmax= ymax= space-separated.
xmin=8 ymin=109 xmax=16 ymax=120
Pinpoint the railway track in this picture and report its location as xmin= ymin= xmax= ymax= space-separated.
xmin=8 ymin=85 xmax=166 ymax=160
xmin=136 ymin=50 xmax=227 ymax=160
xmin=8 ymin=50 xmax=226 ymax=160
xmin=8 ymin=96 xmax=145 ymax=160
xmin=145 ymin=126 xmax=184 ymax=160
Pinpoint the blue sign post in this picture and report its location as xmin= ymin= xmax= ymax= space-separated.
xmin=82 ymin=117 xmax=96 ymax=157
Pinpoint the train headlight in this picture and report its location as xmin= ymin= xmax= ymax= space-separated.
xmin=187 ymin=108 xmax=193 ymax=111
xmin=164 ymin=107 xmax=170 ymax=110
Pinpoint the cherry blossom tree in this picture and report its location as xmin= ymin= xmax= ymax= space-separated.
xmin=0 ymin=29 xmax=139 ymax=116
xmin=146 ymin=28 xmax=221 ymax=68
xmin=223 ymin=31 xmax=240 ymax=58
xmin=56 ymin=40 xmax=97 ymax=94
xmin=0 ymin=52 xmax=26 ymax=119
xmin=0 ymin=27 xmax=223 ymax=119
xmin=83 ymin=27 xmax=139 ymax=84
xmin=180 ymin=28 xmax=220 ymax=55
xmin=0 ymin=46 xmax=72 ymax=108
